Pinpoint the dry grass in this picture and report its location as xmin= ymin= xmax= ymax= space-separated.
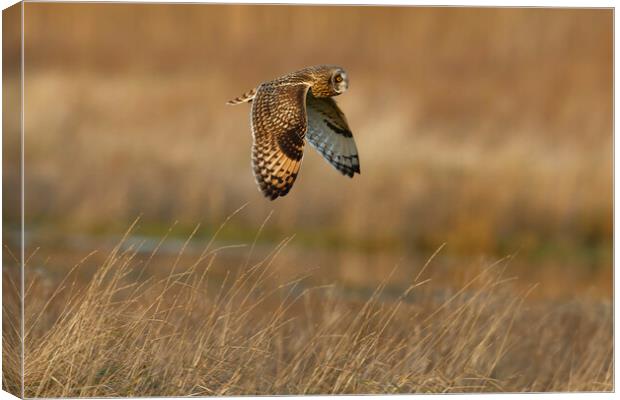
xmin=5 ymin=220 xmax=610 ymax=396
xmin=2 ymin=263 xmax=22 ymax=396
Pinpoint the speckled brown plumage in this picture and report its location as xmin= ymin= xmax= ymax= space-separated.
xmin=227 ymin=65 xmax=360 ymax=200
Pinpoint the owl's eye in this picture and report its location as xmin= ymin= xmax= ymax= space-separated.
xmin=335 ymin=74 xmax=343 ymax=83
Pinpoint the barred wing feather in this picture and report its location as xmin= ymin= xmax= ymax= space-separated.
xmin=305 ymin=94 xmax=360 ymax=177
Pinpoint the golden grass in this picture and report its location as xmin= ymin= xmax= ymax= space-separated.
xmin=7 ymin=221 xmax=611 ymax=396
xmin=2 ymin=263 xmax=22 ymax=397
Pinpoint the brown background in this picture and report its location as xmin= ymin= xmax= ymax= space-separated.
xmin=3 ymin=5 xmax=612 ymax=396
xmin=13 ymin=4 xmax=612 ymax=297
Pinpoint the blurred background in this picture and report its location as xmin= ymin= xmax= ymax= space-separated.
xmin=4 ymin=4 xmax=612 ymax=299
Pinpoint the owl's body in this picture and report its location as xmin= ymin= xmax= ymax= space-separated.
xmin=227 ymin=65 xmax=360 ymax=200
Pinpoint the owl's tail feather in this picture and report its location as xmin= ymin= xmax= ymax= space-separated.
xmin=226 ymin=88 xmax=257 ymax=105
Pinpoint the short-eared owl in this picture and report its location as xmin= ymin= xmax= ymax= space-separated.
xmin=227 ymin=65 xmax=360 ymax=200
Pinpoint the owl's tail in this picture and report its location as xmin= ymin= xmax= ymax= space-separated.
xmin=226 ymin=88 xmax=257 ymax=105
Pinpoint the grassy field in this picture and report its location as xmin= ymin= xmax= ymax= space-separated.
xmin=2 ymin=4 xmax=613 ymax=396
xmin=2 ymin=219 xmax=612 ymax=396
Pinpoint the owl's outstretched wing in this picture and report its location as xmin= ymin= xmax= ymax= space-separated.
xmin=306 ymin=94 xmax=360 ymax=177
xmin=250 ymin=82 xmax=310 ymax=200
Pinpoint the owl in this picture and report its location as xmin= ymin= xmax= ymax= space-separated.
xmin=227 ymin=65 xmax=360 ymax=200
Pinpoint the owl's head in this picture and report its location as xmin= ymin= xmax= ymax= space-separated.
xmin=308 ymin=65 xmax=349 ymax=97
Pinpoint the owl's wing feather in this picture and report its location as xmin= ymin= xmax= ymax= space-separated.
xmin=306 ymin=94 xmax=360 ymax=177
xmin=250 ymin=82 xmax=310 ymax=200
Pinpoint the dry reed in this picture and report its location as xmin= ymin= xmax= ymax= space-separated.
xmin=8 ymin=221 xmax=611 ymax=396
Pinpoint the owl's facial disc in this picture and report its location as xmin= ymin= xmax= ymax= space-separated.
xmin=332 ymin=70 xmax=349 ymax=94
